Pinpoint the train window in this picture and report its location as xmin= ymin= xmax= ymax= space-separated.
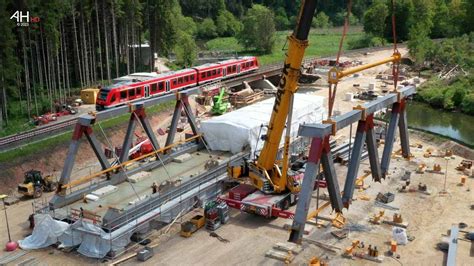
xmin=120 ymin=90 xmax=127 ymax=99
xmin=250 ymin=61 xmax=254 ymax=66
xmin=137 ymin=87 xmax=142 ymax=94
xmin=207 ymin=71 xmax=211 ymax=77
xmin=191 ymin=75 xmax=195 ymax=81
xmin=159 ymin=82 xmax=164 ymax=91
xmin=178 ymin=77 xmax=183 ymax=84
xmin=211 ymin=70 xmax=215 ymax=75
xmin=201 ymin=73 xmax=205 ymax=79
xmin=111 ymin=95 xmax=116 ymax=102
xmin=173 ymin=79 xmax=177 ymax=86
xmin=232 ymin=65 xmax=236 ymax=72
xmin=217 ymin=69 xmax=221 ymax=74
xmin=129 ymin=89 xmax=135 ymax=97
xmin=184 ymin=76 xmax=188 ymax=82
xmin=246 ymin=62 xmax=250 ymax=67
xmin=151 ymin=83 xmax=157 ymax=92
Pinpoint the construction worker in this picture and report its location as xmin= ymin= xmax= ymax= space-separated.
xmin=151 ymin=182 xmax=158 ymax=194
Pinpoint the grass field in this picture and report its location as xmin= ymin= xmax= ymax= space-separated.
xmin=206 ymin=27 xmax=365 ymax=65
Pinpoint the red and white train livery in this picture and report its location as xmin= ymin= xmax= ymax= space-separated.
xmin=96 ymin=56 xmax=259 ymax=110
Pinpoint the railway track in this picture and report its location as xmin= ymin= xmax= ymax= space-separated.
xmin=0 ymin=45 xmax=402 ymax=151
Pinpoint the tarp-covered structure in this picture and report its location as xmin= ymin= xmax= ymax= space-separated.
xmin=19 ymin=214 xmax=131 ymax=258
xmin=201 ymin=93 xmax=326 ymax=156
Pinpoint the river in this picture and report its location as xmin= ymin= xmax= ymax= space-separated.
xmin=405 ymin=101 xmax=474 ymax=147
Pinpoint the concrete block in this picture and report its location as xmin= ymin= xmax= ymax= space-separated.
xmin=85 ymin=194 xmax=100 ymax=202
xmin=127 ymin=172 xmax=150 ymax=183
xmin=92 ymin=185 xmax=118 ymax=197
xmin=172 ymin=153 xmax=192 ymax=163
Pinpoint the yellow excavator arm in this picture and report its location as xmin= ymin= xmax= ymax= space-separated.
xmin=247 ymin=0 xmax=318 ymax=193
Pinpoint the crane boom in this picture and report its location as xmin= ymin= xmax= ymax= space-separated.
xmin=247 ymin=0 xmax=317 ymax=193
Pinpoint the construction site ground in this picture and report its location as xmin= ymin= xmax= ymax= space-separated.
xmin=0 ymin=47 xmax=472 ymax=265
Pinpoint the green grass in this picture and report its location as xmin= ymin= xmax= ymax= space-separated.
xmin=205 ymin=27 xmax=365 ymax=65
xmin=0 ymin=101 xmax=175 ymax=163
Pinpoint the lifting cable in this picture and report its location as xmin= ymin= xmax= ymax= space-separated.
xmin=327 ymin=0 xmax=400 ymax=118
xmin=391 ymin=0 xmax=400 ymax=92
xmin=327 ymin=0 xmax=353 ymax=119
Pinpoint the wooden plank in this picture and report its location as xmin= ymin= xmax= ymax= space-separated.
xmin=303 ymin=238 xmax=341 ymax=253
xmin=382 ymin=220 xmax=409 ymax=228
xmin=0 ymin=250 xmax=27 ymax=265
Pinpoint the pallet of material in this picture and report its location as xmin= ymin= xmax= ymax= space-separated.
xmin=230 ymin=91 xmax=264 ymax=108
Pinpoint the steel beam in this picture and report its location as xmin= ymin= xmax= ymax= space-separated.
xmin=165 ymin=98 xmax=183 ymax=147
xmin=298 ymin=86 xmax=416 ymax=138
xmin=120 ymin=117 xmax=137 ymax=163
xmin=289 ymin=137 xmax=324 ymax=243
xmin=342 ymin=120 xmax=367 ymax=207
xmin=166 ymin=93 xmax=201 ymax=147
xmin=57 ymin=115 xmax=111 ymax=190
xmin=321 ymin=148 xmax=343 ymax=212
xmin=381 ymin=102 xmax=401 ymax=177
xmin=398 ymin=101 xmax=410 ymax=158
xmin=85 ymin=132 xmax=111 ymax=171
xmin=366 ymin=119 xmax=382 ymax=181
xmin=447 ymin=225 xmax=459 ymax=266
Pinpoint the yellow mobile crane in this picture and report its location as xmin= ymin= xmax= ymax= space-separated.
xmin=221 ymin=0 xmax=318 ymax=219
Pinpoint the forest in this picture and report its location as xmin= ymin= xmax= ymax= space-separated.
xmin=0 ymin=0 xmax=473 ymax=133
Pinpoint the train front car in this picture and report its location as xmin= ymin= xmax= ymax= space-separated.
xmin=95 ymin=86 xmax=116 ymax=111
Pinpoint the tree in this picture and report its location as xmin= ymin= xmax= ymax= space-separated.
xmin=407 ymin=0 xmax=435 ymax=66
xmin=363 ymin=1 xmax=389 ymax=43
xmin=198 ymin=18 xmax=217 ymax=39
xmin=407 ymin=26 xmax=433 ymax=66
xmin=174 ymin=32 xmax=197 ymax=67
xmin=237 ymin=4 xmax=276 ymax=54
xmin=0 ymin=0 xmax=20 ymax=127
xmin=333 ymin=11 xmax=358 ymax=26
xmin=216 ymin=10 xmax=242 ymax=37
xmin=312 ymin=11 xmax=330 ymax=28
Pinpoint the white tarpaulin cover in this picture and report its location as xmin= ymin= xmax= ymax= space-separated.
xmin=201 ymin=93 xmax=326 ymax=155
xmin=18 ymin=214 xmax=70 ymax=249
xmin=59 ymin=219 xmax=132 ymax=258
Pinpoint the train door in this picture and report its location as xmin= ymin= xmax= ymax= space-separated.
xmin=144 ymin=85 xmax=150 ymax=97
xmin=223 ymin=68 xmax=227 ymax=77
xmin=166 ymin=81 xmax=170 ymax=92
xmin=237 ymin=64 xmax=241 ymax=74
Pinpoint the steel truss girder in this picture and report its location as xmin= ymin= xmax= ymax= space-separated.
xmin=341 ymin=114 xmax=382 ymax=207
xmin=289 ymin=136 xmax=342 ymax=243
xmin=120 ymin=103 xmax=161 ymax=163
xmin=289 ymin=86 xmax=415 ymax=244
xmin=165 ymin=92 xmax=201 ymax=147
xmin=57 ymin=115 xmax=111 ymax=192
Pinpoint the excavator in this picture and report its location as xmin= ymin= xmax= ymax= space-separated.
xmin=222 ymin=0 xmax=331 ymax=218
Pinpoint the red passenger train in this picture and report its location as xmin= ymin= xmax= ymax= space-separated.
xmin=95 ymin=56 xmax=259 ymax=110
